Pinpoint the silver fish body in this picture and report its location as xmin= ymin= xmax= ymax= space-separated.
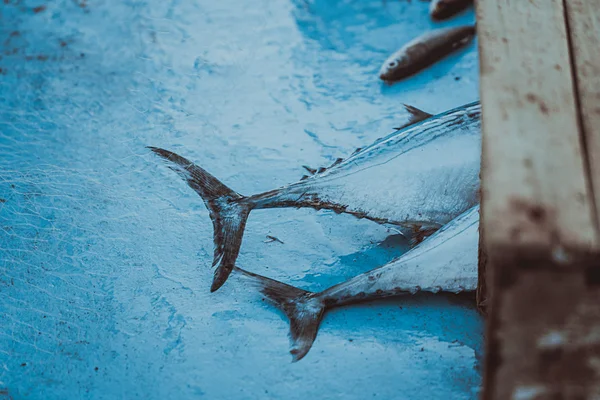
xmin=252 ymin=101 xmax=481 ymax=229
xmin=321 ymin=204 xmax=479 ymax=304
xmin=149 ymin=101 xmax=481 ymax=291
xmin=379 ymin=25 xmax=476 ymax=82
xmin=429 ymin=0 xmax=474 ymax=21
xmin=236 ymin=205 xmax=480 ymax=361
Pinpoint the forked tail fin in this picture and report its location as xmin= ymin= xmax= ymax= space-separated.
xmin=148 ymin=147 xmax=253 ymax=292
xmin=234 ymin=267 xmax=326 ymax=362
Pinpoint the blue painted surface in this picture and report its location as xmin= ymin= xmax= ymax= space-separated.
xmin=0 ymin=0 xmax=482 ymax=398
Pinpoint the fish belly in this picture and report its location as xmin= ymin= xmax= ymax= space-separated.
xmin=306 ymin=125 xmax=480 ymax=227
xmin=377 ymin=207 xmax=480 ymax=293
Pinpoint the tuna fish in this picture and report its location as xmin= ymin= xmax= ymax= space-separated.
xmin=147 ymin=101 xmax=481 ymax=292
xmin=234 ymin=205 xmax=479 ymax=361
xmin=379 ymin=25 xmax=476 ymax=82
xmin=429 ymin=0 xmax=474 ymax=21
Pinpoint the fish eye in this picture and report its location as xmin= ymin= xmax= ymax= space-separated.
xmin=388 ymin=61 xmax=397 ymax=68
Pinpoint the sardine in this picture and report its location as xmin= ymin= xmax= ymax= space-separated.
xmin=379 ymin=25 xmax=476 ymax=82
xmin=235 ymin=205 xmax=479 ymax=361
xmin=148 ymin=101 xmax=481 ymax=292
xmin=429 ymin=0 xmax=474 ymax=21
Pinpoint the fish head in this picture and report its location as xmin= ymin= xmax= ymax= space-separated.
xmin=379 ymin=52 xmax=412 ymax=82
xmin=430 ymin=0 xmax=466 ymax=21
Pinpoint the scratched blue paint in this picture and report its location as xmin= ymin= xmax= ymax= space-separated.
xmin=0 ymin=0 xmax=482 ymax=399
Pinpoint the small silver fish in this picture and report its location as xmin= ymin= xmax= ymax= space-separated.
xmin=235 ymin=205 xmax=479 ymax=361
xmin=379 ymin=25 xmax=476 ymax=82
xmin=148 ymin=101 xmax=481 ymax=292
xmin=429 ymin=0 xmax=474 ymax=21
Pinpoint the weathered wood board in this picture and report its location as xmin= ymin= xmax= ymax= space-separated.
xmin=565 ymin=0 xmax=600 ymax=229
xmin=478 ymin=0 xmax=597 ymax=250
xmin=476 ymin=0 xmax=600 ymax=398
xmin=476 ymin=228 xmax=488 ymax=314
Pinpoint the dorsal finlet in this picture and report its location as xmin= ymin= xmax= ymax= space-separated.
xmin=302 ymin=165 xmax=317 ymax=175
xmin=394 ymin=104 xmax=434 ymax=131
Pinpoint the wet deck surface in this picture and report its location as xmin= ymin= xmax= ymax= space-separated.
xmin=0 ymin=1 xmax=482 ymax=399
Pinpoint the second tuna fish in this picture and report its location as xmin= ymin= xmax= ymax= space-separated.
xmin=235 ymin=204 xmax=480 ymax=361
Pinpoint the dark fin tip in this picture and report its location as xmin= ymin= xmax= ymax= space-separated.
xmin=211 ymin=266 xmax=232 ymax=292
xmin=302 ymin=165 xmax=317 ymax=174
xmin=235 ymin=267 xmax=324 ymax=361
xmin=290 ymin=349 xmax=303 ymax=362
xmin=330 ymin=158 xmax=344 ymax=168
xmin=290 ymin=347 xmax=310 ymax=362
xmin=210 ymin=277 xmax=225 ymax=292
xmin=351 ymin=147 xmax=363 ymax=156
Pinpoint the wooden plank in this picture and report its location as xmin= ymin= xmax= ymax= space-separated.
xmin=565 ymin=0 xmax=600 ymax=228
xmin=488 ymin=255 xmax=600 ymax=400
xmin=476 ymin=0 xmax=600 ymax=398
xmin=477 ymin=0 xmax=598 ymax=252
xmin=476 ymin=225 xmax=488 ymax=314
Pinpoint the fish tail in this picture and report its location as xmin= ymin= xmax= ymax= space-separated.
xmin=148 ymin=146 xmax=254 ymax=292
xmin=234 ymin=267 xmax=326 ymax=362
